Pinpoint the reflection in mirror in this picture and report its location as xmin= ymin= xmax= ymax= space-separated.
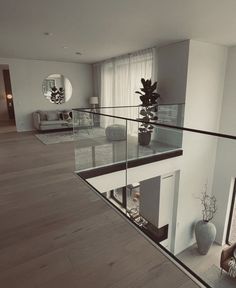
xmin=42 ymin=74 xmax=72 ymax=104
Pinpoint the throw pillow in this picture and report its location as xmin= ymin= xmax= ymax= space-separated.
xmin=59 ymin=112 xmax=63 ymax=120
xmin=46 ymin=111 xmax=59 ymax=121
xmin=62 ymin=111 xmax=72 ymax=121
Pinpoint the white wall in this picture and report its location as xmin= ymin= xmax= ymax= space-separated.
xmin=87 ymin=40 xmax=228 ymax=255
xmin=0 ymin=58 xmax=93 ymax=131
xmin=212 ymin=139 xmax=235 ymax=245
xmin=218 ymin=47 xmax=236 ymax=136
xmin=212 ymin=46 xmax=236 ymax=244
xmin=87 ymin=155 xmax=181 ymax=193
xmin=154 ymin=41 xmax=189 ymax=146
xmin=184 ymin=40 xmax=227 ymax=131
xmin=174 ymin=40 xmax=227 ymax=254
xmin=139 ymin=173 xmax=176 ymax=251
xmin=157 ymin=41 xmax=189 ymax=104
xmin=0 ymin=67 xmax=8 ymax=120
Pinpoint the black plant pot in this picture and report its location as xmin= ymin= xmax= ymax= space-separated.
xmin=138 ymin=132 xmax=151 ymax=146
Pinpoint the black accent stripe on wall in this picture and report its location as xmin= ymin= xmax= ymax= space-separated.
xmin=78 ymin=149 xmax=183 ymax=179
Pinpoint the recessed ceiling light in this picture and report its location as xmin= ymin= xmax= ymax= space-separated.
xmin=62 ymin=46 xmax=68 ymax=49
xmin=44 ymin=32 xmax=53 ymax=36
xmin=75 ymin=52 xmax=82 ymax=55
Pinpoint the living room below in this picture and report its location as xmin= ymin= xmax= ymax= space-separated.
xmin=0 ymin=57 xmax=93 ymax=132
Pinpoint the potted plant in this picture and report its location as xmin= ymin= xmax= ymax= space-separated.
xmin=195 ymin=186 xmax=217 ymax=255
xmin=135 ymin=78 xmax=160 ymax=146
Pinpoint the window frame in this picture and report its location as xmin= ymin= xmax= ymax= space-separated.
xmin=226 ymin=178 xmax=236 ymax=245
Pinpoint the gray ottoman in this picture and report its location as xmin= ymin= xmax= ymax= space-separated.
xmin=105 ymin=124 xmax=127 ymax=141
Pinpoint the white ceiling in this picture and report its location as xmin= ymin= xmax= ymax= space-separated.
xmin=1 ymin=0 xmax=236 ymax=64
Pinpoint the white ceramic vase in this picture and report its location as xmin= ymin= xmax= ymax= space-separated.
xmin=195 ymin=220 xmax=216 ymax=255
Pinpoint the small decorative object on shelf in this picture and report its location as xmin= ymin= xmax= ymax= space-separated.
xmin=50 ymin=86 xmax=65 ymax=104
xmin=195 ymin=185 xmax=217 ymax=255
xmin=135 ymin=78 xmax=160 ymax=146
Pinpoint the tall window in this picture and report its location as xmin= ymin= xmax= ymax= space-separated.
xmin=93 ymin=48 xmax=155 ymax=130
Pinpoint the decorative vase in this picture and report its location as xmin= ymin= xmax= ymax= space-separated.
xmin=138 ymin=132 xmax=151 ymax=146
xmin=195 ymin=220 xmax=216 ymax=255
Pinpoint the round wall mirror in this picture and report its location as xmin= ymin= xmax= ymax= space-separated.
xmin=42 ymin=74 xmax=72 ymax=104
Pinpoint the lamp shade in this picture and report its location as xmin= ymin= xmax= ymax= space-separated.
xmin=89 ymin=97 xmax=98 ymax=105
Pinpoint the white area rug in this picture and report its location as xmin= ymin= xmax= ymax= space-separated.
xmin=200 ymin=265 xmax=236 ymax=288
xmin=35 ymin=128 xmax=105 ymax=145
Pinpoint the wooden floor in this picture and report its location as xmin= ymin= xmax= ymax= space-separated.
xmin=0 ymin=130 xmax=199 ymax=288
xmin=0 ymin=120 xmax=16 ymax=134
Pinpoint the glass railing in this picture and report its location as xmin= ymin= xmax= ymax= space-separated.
xmin=73 ymin=104 xmax=184 ymax=172
xmin=73 ymin=104 xmax=236 ymax=288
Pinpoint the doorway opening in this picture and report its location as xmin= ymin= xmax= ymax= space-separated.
xmin=226 ymin=178 xmax=236 ymax=244
xmin=0 ymin=64 xmax=16 ymax=133
xmin=99 ymin=172 xmax=178 ymax=251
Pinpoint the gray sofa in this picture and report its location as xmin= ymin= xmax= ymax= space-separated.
xmin=33 ymin=110 xmax=93 ymax=131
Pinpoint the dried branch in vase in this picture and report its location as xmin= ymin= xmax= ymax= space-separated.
xmin=200 ymin=185 xmax=217 ymax=222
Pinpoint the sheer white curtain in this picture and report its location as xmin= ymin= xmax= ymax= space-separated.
xmin=94 ymin=48 xmax=155 ymax=132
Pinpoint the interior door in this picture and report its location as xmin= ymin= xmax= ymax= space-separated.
xmin=3 ymin=69 xmax=15 ymax=120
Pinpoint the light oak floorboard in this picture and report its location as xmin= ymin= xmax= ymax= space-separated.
xmin=0 ymin=132 xmax=199 ymax=287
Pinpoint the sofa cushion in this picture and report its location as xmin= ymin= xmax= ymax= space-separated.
xmin=40 ymin=123 xmax=71 ymax=131
xmin=41 ymin=120 xmax=68 ymax=126
xmin=59 ymin=112 xmax=63 ymax=120
xmin=46 ymin=111 xmax=59 ymax=121
xmin=37 ymin=110 xmax=47 ymax=121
